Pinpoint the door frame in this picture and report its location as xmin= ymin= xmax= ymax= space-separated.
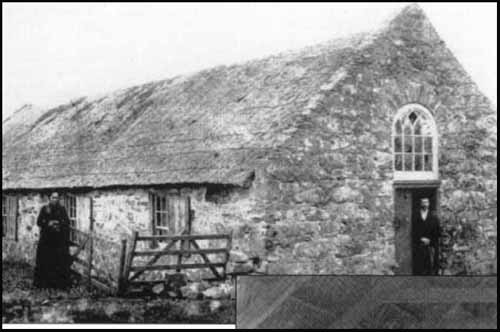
xmin=393 ymin=180 xmax=441 ymax=275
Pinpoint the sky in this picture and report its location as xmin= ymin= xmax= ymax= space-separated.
xmin=2 ymin=3 xmax=497 ymax=120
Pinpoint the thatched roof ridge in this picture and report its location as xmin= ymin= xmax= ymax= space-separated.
xmin=2 ymin=4 xmax=431 ymax=190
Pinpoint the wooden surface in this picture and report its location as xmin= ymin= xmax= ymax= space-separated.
xmin=237 ymin=276 xmax=497 ymax=329
xmin=394 ymin=187 xmax=413 ymax=274
xmin=122 ymin=233 xmax=232 ymax=288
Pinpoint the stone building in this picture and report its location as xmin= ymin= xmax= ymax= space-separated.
xmin=2 ymin=5 xmax=497 ymax=276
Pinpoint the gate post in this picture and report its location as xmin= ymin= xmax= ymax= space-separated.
xmin=117 ymin=238 xmax=128 ymax=295
xmin=86 ymin=197 xmax=95 ymax=291
xmin=122 ymin=231 xmax=138 ymax=292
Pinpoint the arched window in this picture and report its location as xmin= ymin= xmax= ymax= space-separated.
xmin=392 ymin=104 xmax=438 ymax=181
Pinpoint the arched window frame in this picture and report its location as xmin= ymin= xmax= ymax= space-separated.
xmin=392 ymin=104 xmax=439 ymax=181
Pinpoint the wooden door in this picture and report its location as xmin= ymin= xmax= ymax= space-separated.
xmin=394 ymin=188 xmax=413 ymax=274
xmin=168 ymin=195 xmax=191 ymax=235
xmin=2 ymin=195 xmax=19 ymax=241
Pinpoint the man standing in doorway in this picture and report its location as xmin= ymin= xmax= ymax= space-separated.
xmin=33 ymin=192 xmax=72 ymax=289
xmin=412 ymin=197 xmax=440 ymax=275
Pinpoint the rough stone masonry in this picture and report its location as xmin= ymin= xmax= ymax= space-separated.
xmin=2 ymin=5 xmax=497 ymax=278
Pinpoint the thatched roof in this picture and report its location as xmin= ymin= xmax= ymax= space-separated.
xmin=2 ymin=5 xmax=437 ymax=190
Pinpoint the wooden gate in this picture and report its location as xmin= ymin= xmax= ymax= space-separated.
xmin=119 ymin=231 xmax=232 ymax=293
xmin=69 ymin=226 xmax=124 ymax=294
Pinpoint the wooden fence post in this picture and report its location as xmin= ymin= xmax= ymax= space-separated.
xmin=176 ymin=249 xmax=183 ymax=273
xmin=122 ymin=231 xmax=138 ymax=290
xmin=117 ymin=238 xmax=128 ymax=295
xmin=86 ymin=198 xmax=95 ymax=291
xmin=225 ymin=231 xmax=233 ymax=279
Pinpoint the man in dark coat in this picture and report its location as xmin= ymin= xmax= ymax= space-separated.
xmin=33 ymin=192 xmax=72 ymax=289
xmin=412 ymin=197 xmax=440 ymax=275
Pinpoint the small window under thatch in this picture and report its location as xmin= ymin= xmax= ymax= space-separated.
xmin=205 ymin=185 xmax=234 ymax=204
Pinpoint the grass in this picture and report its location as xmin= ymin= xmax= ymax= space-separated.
xmin=2 ymin=261 xmax=235 ymax=324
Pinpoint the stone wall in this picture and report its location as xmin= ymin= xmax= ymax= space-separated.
xmin=250 ymin=7 xmax=497 ymax=275
xmin=131 ymin=186 xmax=264 ymax=281
xmin=2 ymin=9 xmax=496 ymax=277
xmin=1 ymin=190 xmax=150 ymax=283
xmin=259 ymin=105 xmax=397 ymax=275
xmin=79 ymin=189 xmax=151 ymax=242
xmin=2 ymin=186 xmax=264 ymax=281
xmin=2 ymin=193 xmax=47 ymax=265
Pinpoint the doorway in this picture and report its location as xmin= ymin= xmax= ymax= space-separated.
xmin=394 ymin=184 xmax=439 ymax=275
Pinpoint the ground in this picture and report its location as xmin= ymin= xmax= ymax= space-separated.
xmin=2 ymin=261 xmax=235 ymax=324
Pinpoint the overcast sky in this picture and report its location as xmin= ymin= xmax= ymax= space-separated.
xmin=2 ymin=3 xmax=497 ymax=120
